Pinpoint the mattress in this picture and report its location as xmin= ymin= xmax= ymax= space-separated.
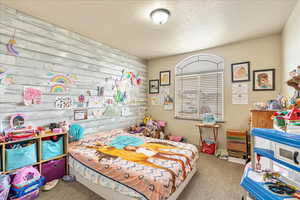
xmin=69 ymin=130 xmax=199 ymax=200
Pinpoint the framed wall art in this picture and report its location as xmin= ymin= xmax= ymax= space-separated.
xmin=231 ymin=62 xmax=250 ymax=82
xmin=149 ymin=79 xmax=159 ymax=94
xmin=159 ymin=71 xmax=171 ymax=86
xmin=253 ymin=69 xmax=275 ymax=91
xmin=74 ymin=109 xmax=88 ymax=121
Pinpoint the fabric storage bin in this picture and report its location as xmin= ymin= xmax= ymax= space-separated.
xmin=41 ymin=158 xmax=66 ymax=183
xmin=6 ymin=143 xmax=37 ymax=171
xmin=42 ymin=137 xmax=64 ymax=160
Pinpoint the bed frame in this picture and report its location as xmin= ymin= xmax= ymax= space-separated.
xmin=70 ymin=161 xmax=198 ymax=200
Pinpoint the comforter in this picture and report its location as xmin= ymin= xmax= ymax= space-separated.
xmin=69 ymin=130 xmax=199 ymax=200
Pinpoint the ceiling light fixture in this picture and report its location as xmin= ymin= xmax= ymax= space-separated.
xmin=150 ymin=8 xmax=170 ymax=25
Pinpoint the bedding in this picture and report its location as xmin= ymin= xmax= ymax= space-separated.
xmin=69 ymin=129 xmax=199 ymax=200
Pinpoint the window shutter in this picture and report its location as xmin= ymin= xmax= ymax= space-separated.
xmin=175 ymin=54 xmax=224 ymax=121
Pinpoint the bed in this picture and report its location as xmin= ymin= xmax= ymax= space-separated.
xmin=68 ymin=129 xmax=199 ymax=200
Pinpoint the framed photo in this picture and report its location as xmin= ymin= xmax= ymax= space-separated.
xmin=231 ymin=62 xmax=250 ymax=82
xmin=74 ymin=109 xmax=88 ymax=121
xmin=253 ymin=69 xmax=275 ymax=91
xmin=160 ymin=71 xmax=171 ymax=86
xmin=149 ymin=79 xmax=159 ymax=94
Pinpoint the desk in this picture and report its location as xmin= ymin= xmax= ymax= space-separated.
xmin=196 ymin=123 xmax=220 ymax=152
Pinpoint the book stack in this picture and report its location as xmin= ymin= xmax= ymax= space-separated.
xmin=227 ymin=130 xmax=248 ymax=164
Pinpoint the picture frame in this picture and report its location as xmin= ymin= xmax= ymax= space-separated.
xmin=253 ymin=69 xmax=275 ymax=91
xmin=74 ymin=109 xmax=88 ymax=121
xmin=149 ymin=79 xmax=159 ymax=94
xmin=159 ymin=71 xmax=171 ymax=86
xmin=231 ymin=62 xmax=250 ymax=82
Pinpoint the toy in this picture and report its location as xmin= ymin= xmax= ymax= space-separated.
xmin=271 ymin=111 xmax=288 ymax=131
xmin=202 ymin=113 xmax=216 ymax=125
xmin=49 ymin=123 xmax=59 ymax=132
xmin=4 ymin=114 xmax=36 ymax=141
xmin=143 ymin=116 xmax=152 ymax=124
xmin=267 ymin=99 xmax=282 ymax=110
xmin=284 ymin=108 xmax=300 ymax=134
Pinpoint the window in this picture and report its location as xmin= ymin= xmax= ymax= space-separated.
xmin=175 ymin=54 xmax=224 ymax=121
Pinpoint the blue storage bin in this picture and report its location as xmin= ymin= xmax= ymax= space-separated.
xmin=6 ymin=143 xmax=37 ymax=171
xmin=42 ymin=137 xmax=64 ymax=160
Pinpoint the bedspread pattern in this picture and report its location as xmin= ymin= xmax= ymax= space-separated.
xmin=69 ymin=130 xmax=199 ymax=200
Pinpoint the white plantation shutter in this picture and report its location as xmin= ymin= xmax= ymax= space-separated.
xmin=175 ymin=54 xmax=224 ymax=121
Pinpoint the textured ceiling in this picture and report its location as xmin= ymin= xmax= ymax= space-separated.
xmin=0 ymin=0 xmax=298 ymax=60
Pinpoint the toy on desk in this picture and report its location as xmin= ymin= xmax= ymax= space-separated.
xmin=284 ymin=108 xmax=300 ymax=134
xmin=267 ymin=99 xmax=282 ymax=110
xmin=202 ymin=113 xmax=216 ymax=125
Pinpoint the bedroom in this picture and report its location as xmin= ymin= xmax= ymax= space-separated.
xmin=0 ymin=0 xmax=299 ymax=200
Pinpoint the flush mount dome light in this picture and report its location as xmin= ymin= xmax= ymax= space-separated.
xmin=150 ymin=8 xmax=170 ymax=24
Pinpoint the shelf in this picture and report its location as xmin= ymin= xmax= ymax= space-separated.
xmin=1 ymin=131 xmax=67 ymax=145
xmin=2 ymin=162 xmax=40 ymax=174
xmin=41 ymin=154 xmax=67 ymax=163
xmin=241 ymin=168 xmax=293 ymax=200
xmin=251 ymin=128 xmax=300 ymax=149
xmin=254 ymin=148 xmax=300 ymax=173
xmin=0 ymin=131 xmax=68 ymax=175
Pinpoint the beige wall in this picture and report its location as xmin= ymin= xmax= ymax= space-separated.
xmin=282 ymin=0 xmax=300 ymax=97
xmin=147 ymin=35 xmax=282 ymax=148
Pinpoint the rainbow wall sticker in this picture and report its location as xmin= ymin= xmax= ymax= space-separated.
xmin=50 ymin=75 xmax=73 ymax=85
xmin=50 ymin=84 xmax=67 ymax=93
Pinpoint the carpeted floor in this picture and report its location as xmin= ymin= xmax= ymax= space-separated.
xmin=39 ymin=153 xmax=244 ymax=200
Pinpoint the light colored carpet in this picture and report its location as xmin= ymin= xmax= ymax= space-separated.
xmin=39 ymin=153 xmax=244 ymax=200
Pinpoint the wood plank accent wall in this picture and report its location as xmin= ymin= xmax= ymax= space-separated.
xmin=0 ymin=4 xmax=147 ymax=134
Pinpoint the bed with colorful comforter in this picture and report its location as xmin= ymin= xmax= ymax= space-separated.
xmin=69 ymin=129 xmax=199 ymax=200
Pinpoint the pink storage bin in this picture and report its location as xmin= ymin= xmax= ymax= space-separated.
xmin=41 ymin=158 xmax=66 ymax=183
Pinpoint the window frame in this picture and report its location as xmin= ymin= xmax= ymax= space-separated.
xmin=174 ymin=54 xmax=225 ymax=122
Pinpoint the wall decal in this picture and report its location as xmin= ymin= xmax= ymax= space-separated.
xmin=55 ymin=96 xmax=73 ymax=109
xmin=24 ymin=87 xmax=42 ymax=105
xmin=88 ymin=96 xmax=103 ymax=108
xmin=121 ymin=107 xmax=131 ymax=117
xmin=50 ymin=83 xmax=67 ymax=93
xmin=50 ymin=75 xmax=73 ymax=85
xmin=103 ymin=104 xmax=121 ymax=117
xmin=114 ymin=89 xmax=126 ymax=103
xmin=163 ymin=94 xmax=174 ymax=110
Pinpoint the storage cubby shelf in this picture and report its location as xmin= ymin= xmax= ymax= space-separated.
xmin=241 ymin=168 xmax=291 ymax=200
xmin=254 ymin=148 xmax=300 ymax=173
xmin=251 ymin=128 xmax=300 ymax=149
xmin=0 ymin=131 xmax=68 ymax=174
